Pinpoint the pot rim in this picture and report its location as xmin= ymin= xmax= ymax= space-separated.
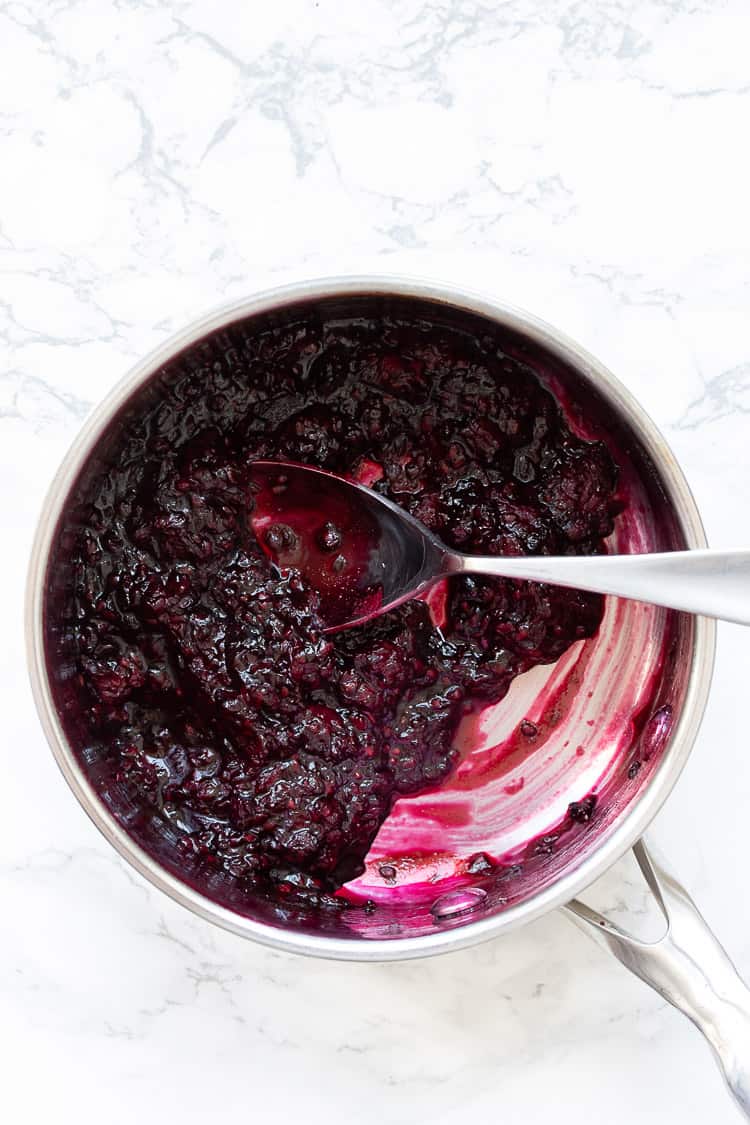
xmin=25 ymin=274 xmax=716 ymax=961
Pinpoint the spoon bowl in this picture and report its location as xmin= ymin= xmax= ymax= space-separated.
xmin=249 ymin=460 xmax=449 ymax=629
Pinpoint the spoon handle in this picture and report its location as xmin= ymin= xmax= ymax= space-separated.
xmin=454 ymin=548 xmax=750 ymax=625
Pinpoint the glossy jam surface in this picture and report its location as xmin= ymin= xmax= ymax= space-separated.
xmin=46 ymin=311 xmax=621 ymax=906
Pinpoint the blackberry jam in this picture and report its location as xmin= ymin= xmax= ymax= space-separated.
xmin=45 ymin=304 xmax=620 ymax=904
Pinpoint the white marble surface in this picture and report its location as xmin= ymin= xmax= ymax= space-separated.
xmin=3 ymin=1 xmax=750 ymax=1121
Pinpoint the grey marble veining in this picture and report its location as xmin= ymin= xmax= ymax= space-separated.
xmin=3 ymin=2 xmax=750 ymax=1122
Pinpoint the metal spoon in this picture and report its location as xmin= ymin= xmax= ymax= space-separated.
xmin=249 ymin=460 xmax=750 ymax=630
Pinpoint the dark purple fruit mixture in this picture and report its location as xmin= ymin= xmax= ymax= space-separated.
xmin=46 ymin=308 xmax=619 ymax=903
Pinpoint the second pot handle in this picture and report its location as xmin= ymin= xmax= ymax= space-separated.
xmin=565 ymin=839 xmax=750 ymax=1119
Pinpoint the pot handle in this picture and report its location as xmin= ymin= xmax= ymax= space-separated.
xmin=565 ymin=839 xmax=750 ymax=1119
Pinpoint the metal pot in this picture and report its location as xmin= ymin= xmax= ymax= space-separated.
xmin=25 ymin=277 xmax=750 ymax=1117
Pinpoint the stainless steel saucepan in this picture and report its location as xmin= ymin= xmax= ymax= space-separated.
xmin=25 ymin=278 xmax=750 ymax=1117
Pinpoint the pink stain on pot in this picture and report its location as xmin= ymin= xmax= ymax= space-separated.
xmin=342 ymin=411 xmax=677 ymax=928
